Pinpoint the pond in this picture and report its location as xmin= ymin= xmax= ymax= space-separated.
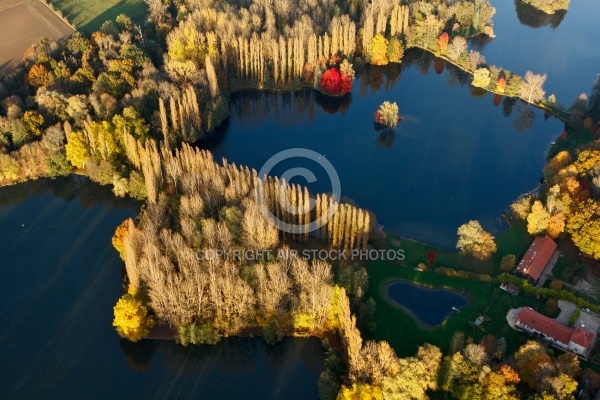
xmin=385 ymin=281 xmax=469 ymax=328
xmin=203 ymin=50 xmax=563 ymax=248
xmin=0 ymin=177 xmax=324 ymax=399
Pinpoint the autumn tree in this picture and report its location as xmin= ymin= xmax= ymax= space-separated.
xmin=456 ymin=220 xmax=497 ymax=260
xmin=527 ymin=200 xmax=550 ymax=235
xmin=567 ymin=200 xmax=600 ymax=259
xmin=514 ymin=341 xmax=551 ymax=388
xmin=113 ymin=290 xmax=154 ymax=342
xmin=438 ymin=32 xmax=449 ymax=53
xmin=496 ymin=77 xmax=507 ymax=94
xmin=374 ymin=101 xmax=400 ymax=128
xmin=65 ymin=132 xmax=90 ymax=169
xmin=522 ymin=0 xmax=570 ymax=14
xmin=447 ymin=37 xmax=468 ymax=61
xmin=336 ymin=383 xmax=382 ymax=400
xmin=22 ymin=111 xmax=44 ymax=137
xmin=519 ymin=70 xmax=547 ymax=103
xmin=112 ymin=219 xmax=131 ymax=260
xmin=339 ymin=61 xmax=354 ymax=94
xmin=472 ymin=68 xmax=491 ymax=89
xmin=370 ymin=34 xmax=389 ymax=66
xmin=242 ymin=201 xmax=279 ymax=251
xmin=386 ymin=37 xmax=404 ymax=63
xmin=511 ymin=195 xmax=532 ymax=219
xmin=574 ymin=150 xmax=600 ymax=175
xmin=321 ymin=68 xmax=342 ymax=95
xmin=27 ymin=64 xmax=54 ymax=88
xmin=547 ymin=212 xmax=566 ymax=238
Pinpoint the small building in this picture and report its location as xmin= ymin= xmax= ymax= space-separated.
xmin=500 ymin=283 xmax=520 ymax=295
xmin=515 ymin=307 xmax=595 ymax=358
xmin=569 ymin=326 xmax=595 ymax=356
xmin=514 ymin=236 xmax=557 ymax=284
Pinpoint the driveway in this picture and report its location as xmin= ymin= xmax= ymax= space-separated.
xmin=556 ymin=300 xmax=577 ymax=324
xmin=506 ymin=308 xmax=521 ymax=330
xmin=537 ymin=250 xmax=561 ymax=287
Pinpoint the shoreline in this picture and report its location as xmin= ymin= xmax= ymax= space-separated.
xmin=381 ymin=278 xmax=471 ymax=331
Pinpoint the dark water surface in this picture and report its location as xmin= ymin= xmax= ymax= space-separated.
xmin=386 ymin=281 xmax=468 ymax=328
xmin=204 ymin=51 xmax=563 ymax=248
xmin=0 ymin=177 xmax=323 ymax=399
xmin=476 ymin=0 xmax=600 ymax=102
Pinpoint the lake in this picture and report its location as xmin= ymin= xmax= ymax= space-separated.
xmin=203 ymin=50 xmax=563 ymax=248
xmin=0 ymin=177 xmax=324 ymax=399
xmin=1 ymin=2 xmax=599 ymax=395
xmin=385 ymin=281 xmax=469 ymax=328
xmin=475 ymin=0 xmax=600 ymax=103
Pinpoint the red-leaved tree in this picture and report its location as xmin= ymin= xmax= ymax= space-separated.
xmin=321 ymin=68 xmax=342 ymax=95
xmin=340 ymin=72 xmax=353 ymax=94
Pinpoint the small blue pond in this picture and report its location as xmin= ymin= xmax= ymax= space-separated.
xmin=385 ymin=281 xmax=468 ymax=328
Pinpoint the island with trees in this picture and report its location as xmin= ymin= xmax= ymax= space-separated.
xmin=1 ymin=0 xmax=600 ymax=399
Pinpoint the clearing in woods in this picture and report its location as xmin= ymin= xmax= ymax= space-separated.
xmin=0 ymin=0 xmax=74 ymax=73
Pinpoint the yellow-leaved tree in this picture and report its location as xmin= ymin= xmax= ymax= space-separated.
xmin=527 ymin=200 xmax=550 ymax=235
xmin=456 ymin=220 xmax=497 ymax=260
xmin=567 ymin=200 xmax=600 ymax=259
xmin=65 ymin=132 xmax=90 ymax=169
xmin=113 ymin=290 xmax=154 ymax=342
xmin=370 ymin=34 xmax=389 ymax=66
xmin=337 ymin=383 xmax=383 ymax=400
xmin=22 ymin=111 xmax=44 ymax=136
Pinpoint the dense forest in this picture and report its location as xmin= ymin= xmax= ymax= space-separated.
xmin=1 ymin=0 xmax=600 ymax=398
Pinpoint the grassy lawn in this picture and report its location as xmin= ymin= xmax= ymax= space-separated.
xmin=49 ymin=0 xmax=147 ymax=34
xmin=388 ymin=220 xmax=533 ymax=276
xmin=364 ymin=222 xmax=560 ymax=358
xmin=365 ymin=260 xmax=554 ymax=358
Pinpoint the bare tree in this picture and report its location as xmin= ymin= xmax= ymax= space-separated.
xmin=519 ymin=70 xmax=547 ymax=103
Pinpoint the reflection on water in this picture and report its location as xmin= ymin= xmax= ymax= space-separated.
xmin=0 ymin=177 xmax=324 ymax=399
xmin=386 ymin=281 xmax=468 ymax=328
xmin=0 ymin=175 xmax=137 ymax=209
xmin=479 ymin=0 xmax=600 ymax=101
xmin=203 ymin=49 xmax=563 ymax=248
xmin=515 ymin=0 xmax=567 ymax=28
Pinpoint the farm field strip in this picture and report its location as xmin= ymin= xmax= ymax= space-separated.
xmin=0 ymin=0 xmax=74 ymax=73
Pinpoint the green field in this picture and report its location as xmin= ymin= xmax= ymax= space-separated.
xmin=49 ymin=0 xmax=147 ymax=34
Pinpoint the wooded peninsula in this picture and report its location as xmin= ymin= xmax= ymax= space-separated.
xmin=1 ymin=0 xmax=600 ymax=399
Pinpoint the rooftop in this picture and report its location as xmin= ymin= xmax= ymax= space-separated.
xmin=516 ymin=307 xmax=573 ymax=345
xmin=571 ymin=326 xmax=594 ymax=348
xmin=515 ymin=236 xmax=557 ymax=281
xmin=516 ymin=308 xmax=595 ymax=352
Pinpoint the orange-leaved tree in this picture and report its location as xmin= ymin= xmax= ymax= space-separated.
xmin=438 ymin=32 xmax=449 ymax=53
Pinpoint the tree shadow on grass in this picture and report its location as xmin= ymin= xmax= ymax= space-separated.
xmin=79 ymin=0 xmax=148 ymax=35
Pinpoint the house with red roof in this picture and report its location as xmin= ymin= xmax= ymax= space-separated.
xmin=515 ymin=307 xmax=595 ymax=358
xmin=514 ymin=236 xmax=557 ymax=284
